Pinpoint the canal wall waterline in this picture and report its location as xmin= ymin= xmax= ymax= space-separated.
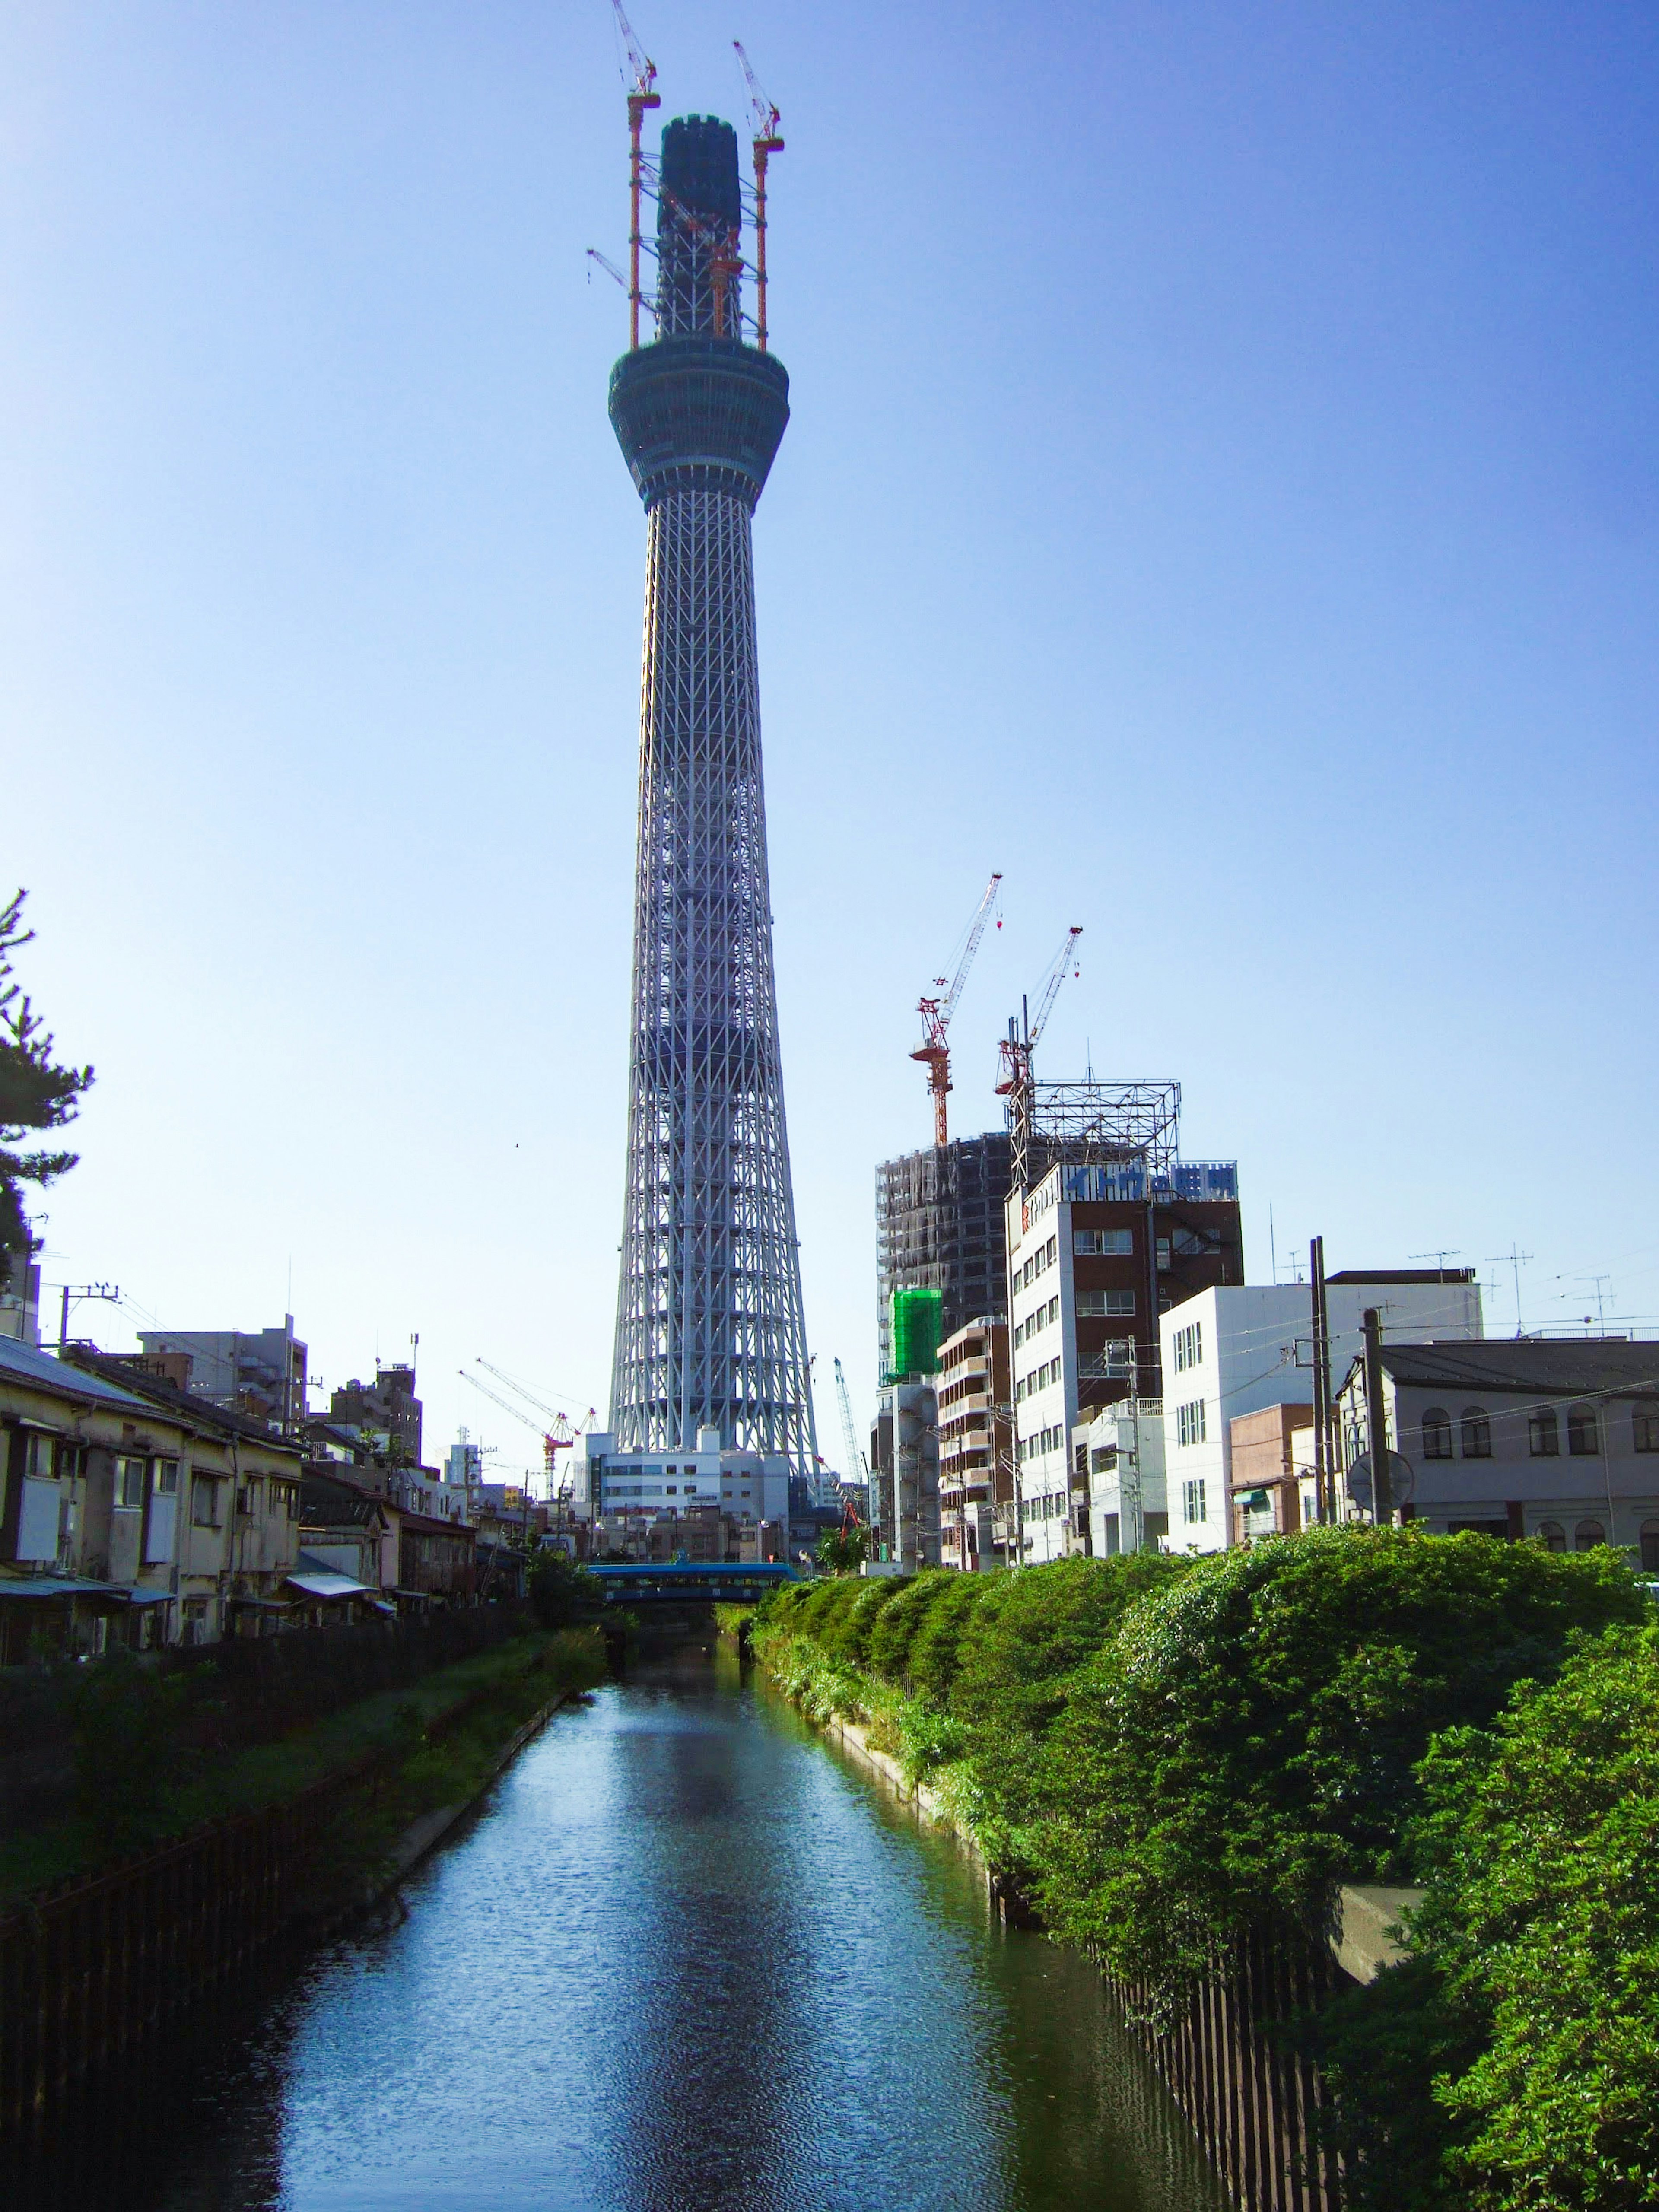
xmin=0 ymin=1667 xmax=585 ymax=2136
xmin=762 ymin=1640 xmax=1347 ymax=2212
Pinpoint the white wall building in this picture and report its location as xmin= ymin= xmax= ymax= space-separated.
xmin=567 ymin=1426 xmax=789 ymax=1532
xmin=1160 ymin=1272 xmax=1485 ymax=1553
xmin=1080 ymin=1398 xmax=1167 ymax=1557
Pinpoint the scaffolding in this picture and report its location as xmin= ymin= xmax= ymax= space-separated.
xmin=1011 ymin=1079 xmax=1182 ymax=1193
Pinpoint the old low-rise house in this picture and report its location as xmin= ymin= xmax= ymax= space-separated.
xmin=67 ymin=1349 xmax=305 ymax=1640
xmin=1334 ymin=1338 xmax=1659 ymax=1560
xmin=0 ymin=1336 xmax=192 ymax=1660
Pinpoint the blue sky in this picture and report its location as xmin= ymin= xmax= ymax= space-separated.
xmin=4 ymin=1 xmax=1656 ymax=1474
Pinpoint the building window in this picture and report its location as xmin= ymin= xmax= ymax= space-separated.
xmin=1528 ymin=1408 xmax=1559 ymax=1457
xmin=1421 ymin=1408 xmax=1452 ymax=1459
xmin=1075 ymin=1229 xmax=1133 ymax=1257
xmin=1633 ymin=1404 xmax=1659 ymax=1453
xmin=191 ymin=1475 xmax=225 ymax=1529
xmin=115 ymin=1455 xmax=147 ymax=1509
xmin=1048 ymin=1296 xmax=1059 ymax=1325
xmin=1535 ymin=1520 xmax=1566 ymax=1554
xmin=1182 ymin=1477 xmax=1207 ymax=1524
xmin=1173 ymin=1321 xmax=1203 ymax=1373
xmin=1574 ymin=1518 xmax=1605 ymax=1551
xmin=1640 ymin=1519 xmax=1659 ymax=1571
xmin=1460 ymin=1408 xmax=1491 ymax=1459
xmin=1177 ymin=1399 xmax=1207 ymax=1448
xmin=1567 ymin=1403 xmax=1599 ymax=1456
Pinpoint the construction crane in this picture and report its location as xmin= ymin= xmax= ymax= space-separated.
xmin=833 ymin=1357 xmax=869 ymax=1489
xmin=586 ymin=246 xmax=628 ymax=291
xmin=474 ymin=1357 xmax=592 ymax=1430
xmin=457 ymin=1369 xmax=578 ymax=1496
xmin=911 ymin=871 xmax=1003 ymax=1147
xmin=733 ymin=40 xmax=784 ymax=352
xmin=995 ymin=925 xmax=1084 ymax=1102
xmin=610 ymin=0 xmax=661 ymax=350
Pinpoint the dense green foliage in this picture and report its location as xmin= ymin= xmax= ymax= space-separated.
xmin=814 ymin=1522 xmax=870 ymax=1573
xmin=0 ymin=889 xmax=94 ymax=1260
xmin=526 ymin=1546 xmax=602 ymax=1629
xmin=756 ymin=1534 xmax=1657 ymax=2212
xmin=1027 ymin=1529 xmax=1643 ymax=1996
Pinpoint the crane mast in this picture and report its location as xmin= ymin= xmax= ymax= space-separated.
xmin=995 ymin=926 xmax=1083 ymax=1189
xmin=610 ymin=0 xmax=661 ymax=351
xmin=732 ymin=41 xmax=784 ymax=352
xmin=910 ymin=871 xmax=1003 ymax=1147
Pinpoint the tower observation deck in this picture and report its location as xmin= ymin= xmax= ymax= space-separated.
xmin=606 ymin=113 xmax=817 ymax=1481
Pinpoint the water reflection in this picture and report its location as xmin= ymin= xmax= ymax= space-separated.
xmin=7 ymin=1643 xmax=1223 ymax=2212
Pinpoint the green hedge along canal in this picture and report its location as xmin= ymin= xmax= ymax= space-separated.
xmin=79 ymin=1646 xmax=1227 ymax=2212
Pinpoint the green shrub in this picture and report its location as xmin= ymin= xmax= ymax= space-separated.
xmin=1421 ymin=1619 xmax=1659 ymax=2209
xmin=1028 ymin=1529 xmax=1646 ymax=2008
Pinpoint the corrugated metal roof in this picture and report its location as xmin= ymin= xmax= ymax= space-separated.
xmin=0 ymin=1335 xmax=154 ymax=1413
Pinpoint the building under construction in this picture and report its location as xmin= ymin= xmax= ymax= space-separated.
xmin=875 ymin=1133 xmax=1013 ymax=1380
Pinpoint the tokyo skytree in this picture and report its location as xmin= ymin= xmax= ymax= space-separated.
xmin=605 ymin=104 xmax=817 ymax=1481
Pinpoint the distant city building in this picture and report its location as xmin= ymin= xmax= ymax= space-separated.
xmin=137 ymin=1320 xmax=307 ymax=1433
xmin=567 ymin=1425 xmax=788 ymax=1562
xmin=937 ymin=1318 xmax=1011 ymax=1571
xmin=327 ymin=1363 xmax=422 ymax=1465
xmin=1006 ymin=1156 xmax=1244 ymax=1563
xmin=1160 ymin=1272 xmax=1484 ymax=1554
xmin=876 ymin=1134 xmax=1012 ymax=1381
xmin=1333 ymin=1337 xmax=1659 ymax=1563
xmin=445 ymin=1435 xmax=483 ymax=1490
xmin=0 ymin=1242 xmax=41 ymax=1347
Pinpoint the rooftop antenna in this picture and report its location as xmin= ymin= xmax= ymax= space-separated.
xmin=610 ymin=0 xmax=661 ymax=350
xmin=733 ymin=40 xmax=784 ymax=351
xmin=1484 ymin=1243 xmax=1534 ymax=1337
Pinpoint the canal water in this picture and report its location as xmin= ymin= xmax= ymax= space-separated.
xmin=21 ymin=1645 xmax=1225 ymax=2212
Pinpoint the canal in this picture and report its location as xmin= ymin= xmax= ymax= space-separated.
xmin=22 ymin=1644 xmax=1226 ymax=2212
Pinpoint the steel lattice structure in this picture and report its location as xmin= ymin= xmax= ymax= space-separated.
xmin=605 ymin=116 xmax=817 ymax=1481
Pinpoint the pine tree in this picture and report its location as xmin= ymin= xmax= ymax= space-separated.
xmin=0 ymin=890 xmax=94 ymax=1262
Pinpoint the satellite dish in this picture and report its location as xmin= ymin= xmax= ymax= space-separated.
xmin=1347 ymin=1450 xmax=1414 ymax=1515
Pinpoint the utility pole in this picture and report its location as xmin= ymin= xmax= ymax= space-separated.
xmin=57 ymin=1282 xmax=120 ymax=1353
xmin=1309 ymin=1237 xmax=1330 ymax=1524
xmin=1362 ymin=1307 xmax=1393 ymax=1523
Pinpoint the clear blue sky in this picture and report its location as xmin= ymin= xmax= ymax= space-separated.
xmin=5 ymin=2 xmax=1657 ymax=1475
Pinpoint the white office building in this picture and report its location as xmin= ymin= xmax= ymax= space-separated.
xmin=567 ymin=1426 xmax=789 ymax=1531
xmin=1160 ymin=1271 xmax=1485 ymax=1553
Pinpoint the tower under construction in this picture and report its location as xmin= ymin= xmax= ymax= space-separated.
xmin=605 ymin=102 xmax=817 ymax=1482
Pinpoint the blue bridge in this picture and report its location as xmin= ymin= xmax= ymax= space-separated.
xmin=586 ymin=1561 xmax=804 ymax=1607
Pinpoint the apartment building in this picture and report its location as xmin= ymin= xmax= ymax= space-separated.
xmin=1004 ymin=1157 xmax=1243 ymax=1562
xmin=937 ymin=1318 xmax=1011 ymax=1571
xmin=1159 ymin=1271 xmax=1484 ymax=1553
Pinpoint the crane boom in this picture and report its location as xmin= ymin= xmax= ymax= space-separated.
xmin=911 ymin=871 xmax=1002 ymax=1147
xmin=1028 ymin=925 xmax=1083 ymax=1050
xmin=473 ymin=1357 xmax=584 ymax=1427
xmin=610 ymin=0 xmax=656 ymax=99
xmin=833 ymin=1359 xmax=868 ymax=1486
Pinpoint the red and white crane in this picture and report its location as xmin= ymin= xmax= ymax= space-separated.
xmin=911 ymin=872 xmax=1003 ymax=1147
xmin=610 ymin=0 xmax=661 ymax=351
xmin=732 ymin=40 xmax=784 ymax=353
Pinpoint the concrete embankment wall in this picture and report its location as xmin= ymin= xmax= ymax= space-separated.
xmin=0 ymin=1688 xmax=570 ymax=2136
xmin=780 ymin=1675 xmax=1351 ymax=2212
